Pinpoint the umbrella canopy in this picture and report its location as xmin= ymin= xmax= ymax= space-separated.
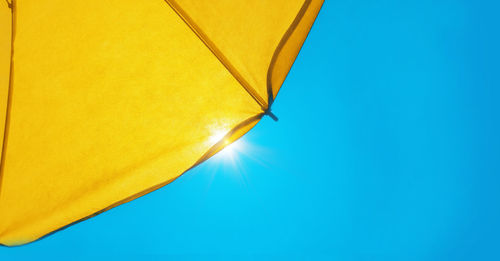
xmin=0 ymin=0 xmax=323 ymax=246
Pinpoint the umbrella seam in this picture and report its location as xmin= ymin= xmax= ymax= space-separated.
xmin=163 ymin=0 xmax=268 ymax=111
xmin=0 ymin=0 xmax=15 ymax=198
xmin=266 ymin=0 xmax=313 ymax=107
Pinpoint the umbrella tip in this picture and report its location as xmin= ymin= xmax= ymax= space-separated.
xmin=264 ymin=108 xmax=278 ymax=122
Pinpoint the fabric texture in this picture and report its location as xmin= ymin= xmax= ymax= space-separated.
xmin=0 ymin=0 xmax=323 ymax=246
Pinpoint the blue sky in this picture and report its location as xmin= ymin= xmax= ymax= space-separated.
xmin=2 ymin=0 xmax=499 ymax=260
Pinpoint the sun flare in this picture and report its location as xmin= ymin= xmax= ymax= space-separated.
xmin=209 ymin=130 xmax=228 ymax=146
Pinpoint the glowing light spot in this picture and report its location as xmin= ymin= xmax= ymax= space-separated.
xmin=207 ymin=127 xmax=243 ymax=161
xmin=217 ymin=138 xmax=242 ymax=159
xmin=209 ymin=130 xmax=228 ymax=145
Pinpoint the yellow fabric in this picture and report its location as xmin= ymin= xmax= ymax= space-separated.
xmin=0 ymin=0 xmax=323 ymax=246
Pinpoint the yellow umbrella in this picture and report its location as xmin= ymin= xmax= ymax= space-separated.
xmin=0 ymin=0 xmax=323 ymax=246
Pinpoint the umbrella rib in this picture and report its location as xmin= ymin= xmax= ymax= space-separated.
xmin=163 ymin=0 xmax=268 ymax=111
xmin=266 ymin=0 xmax=312 ymax=107
xmin=0 ymin=0 xmax=15 ymax=196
